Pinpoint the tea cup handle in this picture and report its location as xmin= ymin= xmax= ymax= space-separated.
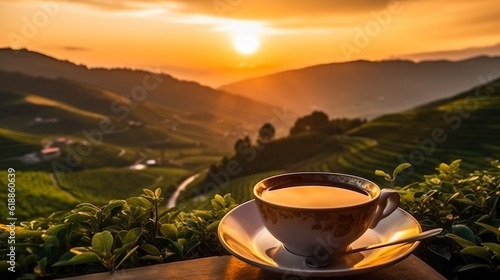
xmin=369 ymin=189 xmax=400 ymax=229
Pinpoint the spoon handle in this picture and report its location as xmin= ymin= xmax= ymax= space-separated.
xmin=340 ymin=228 xmax=443 ymax=257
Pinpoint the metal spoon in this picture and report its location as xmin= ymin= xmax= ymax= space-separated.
xmin=305 ymin=228 xmax=442 ymax=268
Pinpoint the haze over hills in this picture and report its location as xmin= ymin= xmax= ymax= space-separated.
xmin=1 ymin=47 xmax=499 ymax=221
xmin=181 ymin=76 xmax=500 ymax=207
xmin=0 ymin=48 xmax=281 ymax=129
xmin=400 ymin=43 xmax=500 ymax=62
xmin=220 ymin=56 xmax=500 ymax=118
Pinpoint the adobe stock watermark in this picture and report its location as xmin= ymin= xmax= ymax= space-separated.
xmin=213 ymin=0 xmax=244 ymax=19
xmin=51 ymin=68 xmax=163 ymax=175
xmin=339 ymin=0 xmax=403 ymax=60
xmin=5 ymin=168 xmax=17 ymax=273
xmin=186 ymin=107 xmax=297 ymax=203
xmin=281 ymin=234 xmax=339 ymax=280
xmin=7 ymin=0 xmax=60 ymax=49
xmin=396 ymin=74 xmax=500 ymax=181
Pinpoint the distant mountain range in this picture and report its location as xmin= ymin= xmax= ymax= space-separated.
xmin=0 ymin=48 xmax=279 ymax=128
xmin=400 ymin=43 xmax=500 ymax=61
xmin=220 ymin=56 xmax=500 ymax=118
xmin=181 ymin=76 xmax=500 ymax=205
xmin=4 ymin=48 xmax=500 ymax=123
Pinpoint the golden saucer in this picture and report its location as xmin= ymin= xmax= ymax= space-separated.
xmin=218 ymin=200 xmax=421 ymax=277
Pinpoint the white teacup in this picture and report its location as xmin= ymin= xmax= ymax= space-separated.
xmin=253 ymin=172 xmax=400 ymax=256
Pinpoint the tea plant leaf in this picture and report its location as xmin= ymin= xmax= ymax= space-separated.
xmin=475 ymin=192 xmax=487 ymax=207
xmin=142 ymin=188 xmax=155 ymax=199
xmin=176 ymin=238 xmax=187 ymax=247
xmin=52 ymin=252 xmax=100 ymax=267
xmin=449 ymin=159 xmax=462 ymax=171
xmin=192 ymin=210 xmax=213 ymax=220
xmin=211 ymin=195 xmax=225 ymax=210
xmin=123 ymin=227 xmax=143 ymax=244
xmin=438 ymin=163 xmax=450 ymax=172
xmin=115 ymin=245 xmax=139 ymax=270
xmin=454 ymin=198 xmax=475 ymax=205
xmin=103 ymin=200 xmax=125 ymax=216
xmin=126 ymin=197 xmax=153 ymax=208
xmin=393 ymin=163 xmax=411 ymax=178
xmin=428 ymin=245 xmax=451 ymax=261
xmin=375 ymin=170 xmax=391 ymax=179
xmin=75 ymin=202 xmax=100 ymax=209
xmin=41 ymin=234 xmax=59 ymax=247
xmin=44 ymin=224 xmax=68 ymax=236
xmin=476 ymin=222 xmax=500 ymax=237
xmin=92 ymin=231 xmax=113 ymax=255
xmin=457 ymin=263 xmax=492 ymax=272
xmin=488 ymin=197 xmax=498 ymax=215
xmin=160 ymin=224 xmax=178 ymax=240
xmin=154 ymin=188 xmax=162 ymax=198
xmin=184 ymin=240 xmax=200 ymax=255
xmin=460 ymin=246 xmax=491 ymax=261
xmin=165 ymin=239 xmax=184 ymax=257
xmin=419 ymin=219 xmax=438 ymax=229
xmin=466 ymin=215 xmax=489 ymax=229
xmin=429 ymin=178 xmax=441 ymax=185
xmin=33 ymin=257 xmax=48 ymax=276
xmin=211 ymin=194 xmax=226 ymax=210
xmin=446 ymin=233 xmax=476 ymax=248
xmin=206 ymin=221 xmax=220 ymax=232
xmin=452 ymin=224 xmax=477 ymax=245
xmin=444 ymin=192 xmax=460 ymax=206
xmin=483 ymin=242 xmax=500 ymax=257
xmin=114 ymin=242 xmax=134 ymax=256
xmin=223 ymin=193 xmax=236 ymax=206
xmin=64 ymin=212 xmax=94 ymax=223
xmin=162 ymin=207 xmax=184 ymax=223
xmin=461 ymin=175 xmax=479 ymax=183
xmin=70 ymin=247 xmax=93 ymax=255
xmin=139 ymin=243 xmax=161 ymax=256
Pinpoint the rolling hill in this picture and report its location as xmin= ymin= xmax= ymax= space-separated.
xmin=0 ymin=48 xmax=281 ymax=128
xmin=220 ymin=56 xmax=500 ymax=119
xmin=180 ymin=77 xmax=500 ymax=208
xmin=0 ymin=69 xmax=264 ymax=152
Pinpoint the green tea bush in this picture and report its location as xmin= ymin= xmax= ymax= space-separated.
xmin=377 ymin=160 xmax=500 ymax=279
xmin=0 ymin=190 xmax=236 ymax=279
xmin=2 ymin=160 xmax=498 ymax=279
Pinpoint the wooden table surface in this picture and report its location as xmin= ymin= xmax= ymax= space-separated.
xmin=63 ymin=254 xmax=445 ymax=280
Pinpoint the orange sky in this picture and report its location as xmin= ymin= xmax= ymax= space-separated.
xmin=1 ymin=0 xmax=500 ymax=86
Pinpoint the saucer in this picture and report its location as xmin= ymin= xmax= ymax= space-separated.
xmin=218 ymin=200 xmax=422 ymax=277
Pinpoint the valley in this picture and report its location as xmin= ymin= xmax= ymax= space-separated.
xmin=1 ymin=49 xmax=499 ymax=221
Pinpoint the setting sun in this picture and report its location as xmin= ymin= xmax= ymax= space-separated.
xmin=233 ymin=34 xmax=260 ymax=55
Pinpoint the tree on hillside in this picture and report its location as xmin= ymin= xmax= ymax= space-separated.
xmin=258 ymin=123 xmax=276 ymax=144
xmin=326 ymin=118 xmax=367 ymax=134
xmin=234 ymin=135 xmax=252 ymax=154
xmin=290 ymin=111 xmax=366 ymax=135
xmin=290 ymin=111 xmax=330 ymax=135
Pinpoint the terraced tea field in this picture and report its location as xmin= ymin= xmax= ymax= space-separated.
xmin=0 ymin=171 xmax=79 ymax=220
xmin=180 ymin=79 xmax=500 ymax=209
xmin=55 ymin=167 xmax=187 ymax=204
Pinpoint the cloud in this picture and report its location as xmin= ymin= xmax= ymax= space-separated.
xmin=401 ymin=43 xmax=500 ymax=61
xmin=54 ymin=0 xmax=412 ymax=33
xmin=60 ymin=0 xmax=173 ymax=11
xmin=59 ymin=0 xmax=405 ymax=22
xmin=62 ymin=0 xmax=395 ymax=13
xmin=49 ymin=0 xmax=500 ymax=41
xmin=60 ymin=46 xmax=91 ymax=51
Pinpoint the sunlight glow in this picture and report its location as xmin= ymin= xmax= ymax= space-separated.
xmin=233 ymin=34 xmax=260 ymax=55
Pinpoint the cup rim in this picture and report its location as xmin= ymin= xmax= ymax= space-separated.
xmin=253 ymin=172 xmax=380 ymax=210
